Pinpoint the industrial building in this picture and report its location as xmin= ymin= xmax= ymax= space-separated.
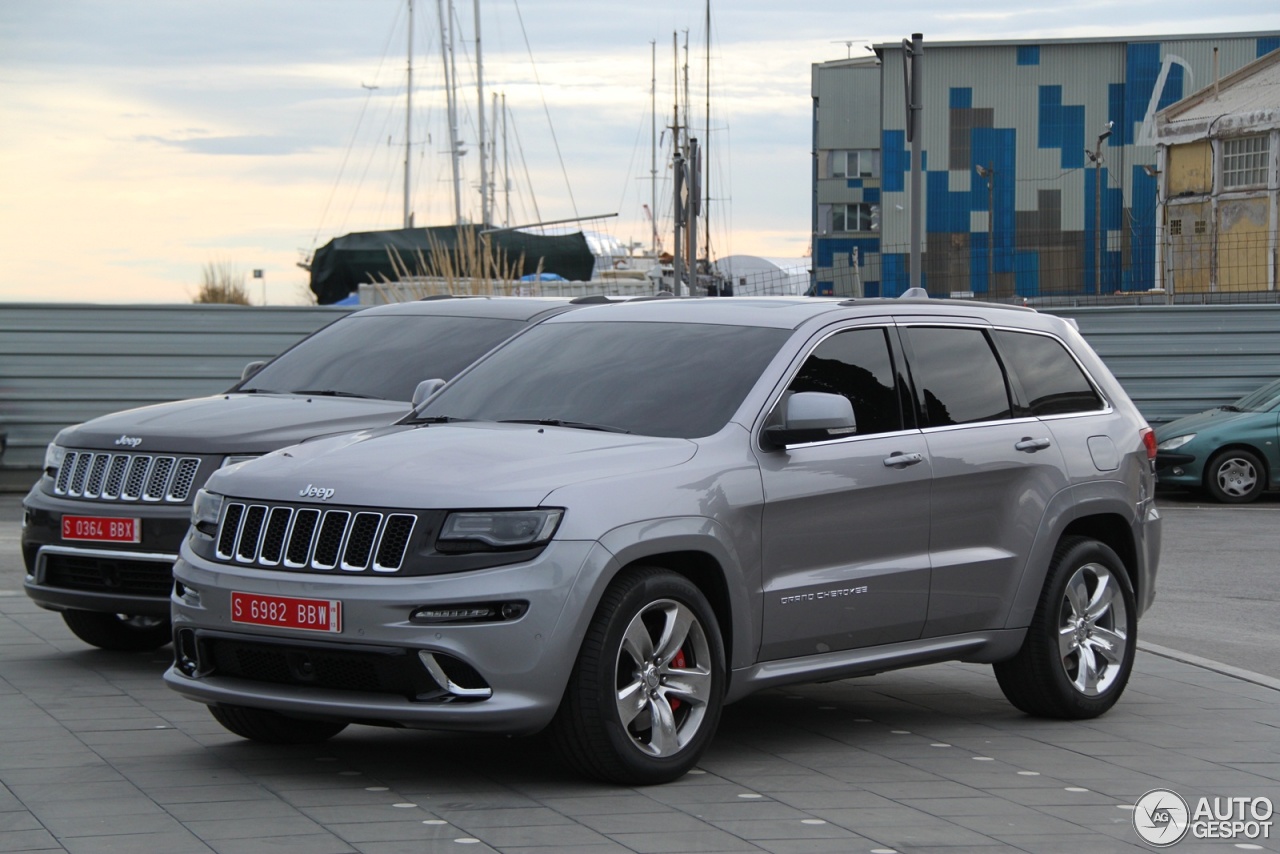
xmin=1154 ymin=48 xmax=1280 ymax=295
xmin=811 ymin=32 xmax=1280 ymax=298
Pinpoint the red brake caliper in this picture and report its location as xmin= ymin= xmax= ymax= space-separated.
xmin=669 ymin=649 xmax=686 ymax=711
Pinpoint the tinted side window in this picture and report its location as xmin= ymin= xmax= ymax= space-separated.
xmin=786 ymin=328 xmax=903 ymax=435
xmin=903 ymin=326 xmax=1011 ymax=427
xmin=993 ymin=330 xmax=1104 ymax=416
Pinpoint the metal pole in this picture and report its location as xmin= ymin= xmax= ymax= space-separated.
xmin=404 ymin=0 xmax=413 ymax=229
xmin=908 ymin=33 xmax=923 ymax=292
xmin=651 ymin=40 xmax=658 ymax=257
xmin=474 ymin=0 xmax=487 ymax=227
xmin=673 ymin=152 xmax=684 ymax=296
xmin=986 ymin=165 xmax=994 ymax=293
xmin=502 ymin=93 xmax=510 ymax=226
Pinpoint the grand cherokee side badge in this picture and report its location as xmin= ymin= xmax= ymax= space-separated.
xmin=299 ymin=484 xmax=336 ymax=500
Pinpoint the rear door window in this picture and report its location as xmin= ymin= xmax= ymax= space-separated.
xmin=901 ymin=326 xmax=1012 ymax=427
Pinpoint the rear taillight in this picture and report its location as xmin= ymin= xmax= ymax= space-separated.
xmin=1140 ymin=427 xmax=1157 ymax=461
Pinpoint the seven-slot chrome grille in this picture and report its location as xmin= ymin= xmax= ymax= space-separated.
xmin=216 ymin=502 xmax=416 ymax=573
xmin=54 ymin=451 xmax=202 ymax=503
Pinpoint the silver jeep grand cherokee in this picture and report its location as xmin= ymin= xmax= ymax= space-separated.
xmin=166 ymin=295 xmax=1161 ymax=784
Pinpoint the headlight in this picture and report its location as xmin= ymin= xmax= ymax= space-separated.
xmin=220 ymin=454 xmax=260 ymax=469
xmin=42 ymin=443 xmax=67 ymax=481
xmin=191 ymin=489 xmax=225 ymax=539
xmin=1157 ymin=434 xmax=1195 ymax=451
xmin=437 ymin=509 xmax=563 ymax=552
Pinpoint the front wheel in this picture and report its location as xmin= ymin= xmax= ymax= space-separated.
xmin=1205 ymin=448 xmax=1266 ymax=503
xmin=550 ymin=567 xmax=725 ymax=784
xmin=61 ymin=610 xmax=171 ymax=651
xmin=995 ymin=537 xmax=1136 ymax=719
xmin=209 ymin=704 xmax=348 ymax=744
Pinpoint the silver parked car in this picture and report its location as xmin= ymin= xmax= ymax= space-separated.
xmin=166 ymin=295 xmax=1161 ymax=784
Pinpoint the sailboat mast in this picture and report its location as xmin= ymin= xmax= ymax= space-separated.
xmin=703 ymin=0 xmax=711 ymax=265
xmin=671 ymin=32 xmax=683 ymax=296
xmin=502 ymin=93 xmax=510 ymax=227
xmin=437 ymin=0 xmax=462 ymax=225
xmin=404 ymin=0 xmax=414 ymax=228
xmin=650 ymin=40 xmax=658 ymax=257
xmin=475 ymin=0 xmax=487 ymax=226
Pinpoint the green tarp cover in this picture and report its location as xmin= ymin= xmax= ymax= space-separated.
xmin=309 ymin=226 xmax=595 ymax=305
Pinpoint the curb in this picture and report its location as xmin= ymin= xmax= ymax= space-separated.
xmin=1139 ymin=640 xmax=1280 ymax=692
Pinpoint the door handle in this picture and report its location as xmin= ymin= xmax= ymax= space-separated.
xmin=883 ymin=452 xmax=924 ymax=468
xmin=1015 ymin=437 xmax=1052 ymax=453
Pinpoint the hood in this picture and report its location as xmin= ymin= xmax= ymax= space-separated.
xmin=1154 ymin=406 xmax=1263 ymax=440
xmin=56 ymin=394 xmax=408 ymax=455
xmin=204 ymin=421 xmax=698 ymax=508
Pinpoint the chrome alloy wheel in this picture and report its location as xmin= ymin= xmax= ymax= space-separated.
xmin=615 ymin=598 xmax=713 ymax=757
xmin=1058 ymin=563 xmax=1129 ymax=696
xmin=1214 ymin=456 xmax=1259 ymax=499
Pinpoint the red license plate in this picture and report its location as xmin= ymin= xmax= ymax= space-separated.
xmin=230 ymin=591 xmax=342 ymax=633
xmin=61 ymin=515 xmax=140 ymax=543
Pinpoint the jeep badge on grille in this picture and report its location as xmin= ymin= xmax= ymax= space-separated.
xmin=299 ymin=484 xmax=336 ymax=501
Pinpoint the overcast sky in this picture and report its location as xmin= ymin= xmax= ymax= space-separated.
xmin=2 ymin=1 xmax=1279 ymax=304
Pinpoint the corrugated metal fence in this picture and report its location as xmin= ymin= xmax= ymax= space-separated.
xmin=0 ymin=304 xmax=351 ymax=487
xmin=2 ymin=301 xmax=1278 ymax=489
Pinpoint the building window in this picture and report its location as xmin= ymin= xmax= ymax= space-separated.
xmin=1222 ymin=135 xmax=1269 ymax=188
xmin=831 ymin=150 xmax=880 ymax=179
xmin=1169 ymin=219 xmax=1182 ymax=235
xmin=832 ymin=203 xmax=879 ymax=233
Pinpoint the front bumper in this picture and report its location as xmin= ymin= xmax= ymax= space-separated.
xmin=22 ymin=485 xmax=187 ymax=615
xmin=1154 ymin=451 xmax=1200 ymax=488
xmin=164 ymin=537 xmax=607 ymax=735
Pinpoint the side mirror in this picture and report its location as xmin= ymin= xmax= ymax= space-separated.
xmin=411 ymin=378 xmax=447 ymax=409
xmin=764 ymin=391 xmax=856 ymax=447
xmin=240 ymin=360 xmax=266 ymax=381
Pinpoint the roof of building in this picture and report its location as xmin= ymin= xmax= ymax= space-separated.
xmin=1156 ymin=47 xmax=1280 ymax=142
xmin=870 ymin=31 xmax=1280 ymax=53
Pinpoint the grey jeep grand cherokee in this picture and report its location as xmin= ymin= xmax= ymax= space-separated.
xmin=166 ymin=295 xmax=1161 ymax=784
xmin=23 ymin=296 xmax=589 ymax=651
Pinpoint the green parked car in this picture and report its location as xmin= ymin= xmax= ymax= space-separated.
xmin=1155 ymin=378 xmax=1280 ymax=503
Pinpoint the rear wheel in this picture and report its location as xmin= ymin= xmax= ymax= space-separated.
xmin=1205 ymin=448 xmax=1266 ymax=503
xmin=995 ymin=537 xmax=1136 ymax=719
xmin=61 ymin=610 xmax=171 ymax=651
xmin=550 ymin=567 xmax=725 ymax=784
xmin=209 ymin=704 xmax=348 ymax=744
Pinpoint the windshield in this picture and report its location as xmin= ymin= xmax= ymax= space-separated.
xmin=238 ymin=314 xmax=526 ymax=402
xmin=418 ymin=321 xmax=791 ymax=438
xmin=1232 ymin=378 xmax=1280 ymax=412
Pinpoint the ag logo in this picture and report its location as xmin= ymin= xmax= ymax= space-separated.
xmin=1134 ymin=788 xmax=1190 ymax=846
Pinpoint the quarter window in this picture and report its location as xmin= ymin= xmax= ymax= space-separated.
xmin=993 ymin=330 xmax=1103 ymax=416
xmin=902 ymin=327 xmax=1012 ymax=427
xmin=785 ymin=328 xmax=903 ymax=436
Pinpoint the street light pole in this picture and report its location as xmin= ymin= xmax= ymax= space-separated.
xmin=976 ymin=164 xmax=993 ymax=294
xmin=1088 ymin=122 xmax=1113 ymax=293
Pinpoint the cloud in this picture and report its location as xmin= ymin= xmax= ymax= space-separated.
xmin=135 ymin=134 xmax=313 ymax=156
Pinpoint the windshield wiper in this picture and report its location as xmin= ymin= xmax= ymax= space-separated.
xmin=499 ymin=418 xmax=631 ymax=434
xmin=412 ymin=415 xmax=471 ymax=425
xmin=236 ymin=387 xmax=281 ymax=394
xmin=1219 ymin=404 xmax=1241 ymax=412
xmin=292 ymin=389 xmax=378 ymax=399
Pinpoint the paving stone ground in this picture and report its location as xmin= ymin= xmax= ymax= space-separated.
xmin=2 ymin=495 xmax=1277 ymax=853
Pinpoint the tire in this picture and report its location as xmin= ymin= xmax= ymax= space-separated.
xmin=549 ymin=567 xmax=725 ymax=785
xmin=208 ymin=704 xmax=348 ymax=744
xmin=995 ymin=537 xmax=1136 ymax=719
xmin=61 ymin=610 xmax=171 ymax=651
xmin=1204 ymin=448 xmax=1266 ymax=503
